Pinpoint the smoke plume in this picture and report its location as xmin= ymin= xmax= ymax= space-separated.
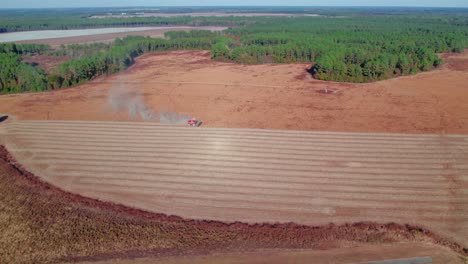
xmin=159 ymin=110 xmax=191 ymax=125
xmin=107 ymin=80 xmax=191 ymax=124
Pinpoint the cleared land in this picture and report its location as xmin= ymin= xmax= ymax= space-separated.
xmin=1 ymin=48 xmax=467 ymax=263
xmin=2 ymin=120 xmax=467 ymax=249
xmin=6 ymin=27 xmax=226 ymax=46
xmin=0 ymin=50 xmax=467 ymax=133
xmin=1 ymin=145 xmax=465 ymax=263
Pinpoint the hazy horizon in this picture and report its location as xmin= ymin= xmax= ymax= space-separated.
xmin=2 ymin=0 xmax=468 ymax=8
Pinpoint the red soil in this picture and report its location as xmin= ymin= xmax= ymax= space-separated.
xmin=1 ymin=50 xmax=468 ymax=134
xmin=0 ymin=145 xmax=465 ymax=263
xmin=1 ymin=50 xmax=467 ymax=263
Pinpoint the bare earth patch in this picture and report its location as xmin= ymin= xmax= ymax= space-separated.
xmin=0 ymin=50 xmax=467 ymax=263
xmin=0 ymin=146 xmax=465 ymax=263
xmin=1 ymin=50 xmax=467 ymax=133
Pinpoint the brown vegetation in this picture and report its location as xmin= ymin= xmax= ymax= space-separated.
xmin=22 ymin=55 xmax=72 ymax=73
xmin=84 ymin=244 xmax=464 ymax=264
xmin=0 ymin=145 xmax=465 ymax=263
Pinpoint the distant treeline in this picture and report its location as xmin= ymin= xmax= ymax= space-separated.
xmin=0 ymin=32 xmax=220 ymax=93
xmin=209 ymin=16 xmax=468 ymax=82
xmin=1 ymin=14 xmax=468 ymax=93
xmin=0 ymin=16 xmax=253 ymax=33
xmin=1 ymin=7 xmax=467 ymax=33
xmin=0 ymin=43 xmax=50 ymax=54
xmin=57 ymin=33 xmax=217 ymax=88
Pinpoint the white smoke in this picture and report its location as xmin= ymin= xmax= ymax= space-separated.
xmin=107 ymin=80 xmax=191 ymax=124
xmin=159 ymin=110 xmax=191 ymax=125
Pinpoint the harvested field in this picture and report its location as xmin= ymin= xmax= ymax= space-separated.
xmin=9 ymin=27 xmax=226 ymax=47
xmin=0 ymin=50 xmax=467 ymax=133
xmin=2 ymin=120 xmax=467 ymax=250
xmin=1 ymin=144 xmax=465 ymax=263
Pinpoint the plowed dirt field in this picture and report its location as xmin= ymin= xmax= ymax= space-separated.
xmin=2 ymin=120 xmax=467 ymax=248
xmin=1 ymin=49 xmax=467 ymax=262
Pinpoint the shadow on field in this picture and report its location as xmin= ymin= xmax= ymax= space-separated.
xmin=0 ymin=116 xmax=8 ymax=123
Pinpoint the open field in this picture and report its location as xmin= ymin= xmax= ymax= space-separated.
xmin=5 ymin=27 xmax=226 ymax=46
xmin=1 ymin=6 xmax=467 ymax=263
xmin=1 ymin=143 xmax=465 ymax=263
xmin=2 ymin=120 xmax=467 ymax=250
xmin=0 ymin=50 xmax=467 ymax=133
xmin=0 ymin=46 xmax=467 ymax=263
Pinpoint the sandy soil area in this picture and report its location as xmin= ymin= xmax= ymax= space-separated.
xmin=14 ymin=27 xmax=226 ymax=47
xmin=0 ymin=50 xmax=467 ymax=133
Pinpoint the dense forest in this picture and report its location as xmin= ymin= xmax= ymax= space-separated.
xmin=1 ymin=9 xmax=468 ymax=93
xmin=1 ymin=7 xmax=467 ymax=33
xmin=0 ymin=52 xmax=48 ymax=93
xmin=210 ymin=16 xmax=467 ymax=82
xmin=0 ymin=14 xmax=253 ymax=33
xmin=0 ymin=43 xmax=50 ymax=54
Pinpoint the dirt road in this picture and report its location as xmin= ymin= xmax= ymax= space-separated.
xmin=3 ymin=120 xmax=467 ymax=248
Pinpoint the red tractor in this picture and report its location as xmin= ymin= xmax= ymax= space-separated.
xmin=187 ymin=118 xmax=202 ymax=127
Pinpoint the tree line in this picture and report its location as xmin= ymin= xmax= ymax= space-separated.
xmin=0 ymin=53 xmax=48 ymax=93
xmin=2 ymin=7 xmax=467 ymax=33
xmin=0 ymin=43 xmax=50 ymax=54
xmin=0 ymin=15 xmax=252 ymax=33
xmin=1 ymin=14 xmax=467 ymax=93
xmin=0 ymin=33 xmax=218 ymax=93
xmin=210 ymin=16 xmax=468 ymax=82
xmin=57 ymin=35 xmax=214 ymax=87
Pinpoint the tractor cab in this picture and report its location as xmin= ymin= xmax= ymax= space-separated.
xmin=187 ymin=118 xmax=202 ymax=127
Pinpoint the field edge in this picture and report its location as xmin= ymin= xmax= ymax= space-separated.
xmin=0 ymin=144 xmax=466 ymax=262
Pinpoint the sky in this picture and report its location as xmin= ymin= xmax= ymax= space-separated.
xmin=2 ymin=0 xmax=468 ymax=8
